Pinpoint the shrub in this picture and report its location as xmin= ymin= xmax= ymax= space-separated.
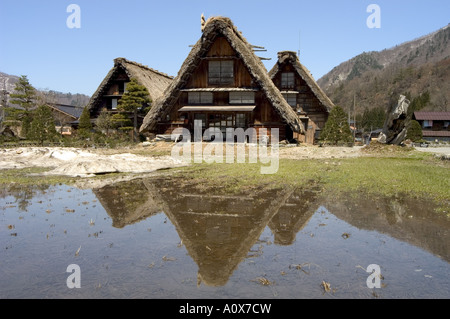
xmin=320 ymin=105 xmax=353 ymax=145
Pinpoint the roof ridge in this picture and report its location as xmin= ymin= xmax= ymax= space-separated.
xmin=114 ymin=57 xmax=174 ymax=79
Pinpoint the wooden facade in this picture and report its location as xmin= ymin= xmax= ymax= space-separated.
xmin=269 ymin=51 xmax=333 ymax=144
xmin=140 ymin=17 xmax=303 ymax=143
xmin=413 ymin=111 xmax=450 ymax=142
xmin=159 ymin=37 xmax=287 ymax=141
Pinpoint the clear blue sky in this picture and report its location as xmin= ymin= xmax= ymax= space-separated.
xmin=0 ymin=0 xmax=448 ymax=96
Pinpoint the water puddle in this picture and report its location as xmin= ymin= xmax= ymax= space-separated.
xmin=1 ymin=177 xmax=449 ymax=298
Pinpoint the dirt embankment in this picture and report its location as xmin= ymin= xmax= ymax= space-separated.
xmin=0 ymin=146 xmax=186 ymax=177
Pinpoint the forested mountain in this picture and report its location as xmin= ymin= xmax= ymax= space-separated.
xmin=317 ymin=24 xmax=450 ymax=116
xmin=0 ymin=72 xmax=90 ymax=107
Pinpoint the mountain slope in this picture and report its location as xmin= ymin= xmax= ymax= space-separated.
xmin=0 ymin=72 xmax=90 ymax=107
xmin=318 ymin=24 xmax=450 ymax=114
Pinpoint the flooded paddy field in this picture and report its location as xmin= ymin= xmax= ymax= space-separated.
xmin=1 ymin=176 xmax=449 ymax=299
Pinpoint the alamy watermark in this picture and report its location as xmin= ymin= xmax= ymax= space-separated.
xmin=366 ymin=264 xmax=382 ymax=288
xmin=367 ymin=4 xmax=381 ymax=29
xmin=66 ymin=4 xmax=81 ymax=29
xmin=66 ymin=264 xmax=81 ymax=288
xmin=171 ymin=120 xmax=279 ymax=174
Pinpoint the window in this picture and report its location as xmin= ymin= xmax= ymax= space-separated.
xmin=282 ymin=93 xmax=297 ymax=107
xmin=188 ymin=92 xmax=213 ymax=104
xmin=194 ymin=113 xmax=206 ymax=128
xmin=229 ymin=92 xmax=255 ymax=104
xmin=235 ymin=114 xmax=246 ymax=128
xmin=208 ymin=114 xmax=234 ymax=134
xmin=423 ymin=120 xmax=433 ymax=128
xmin=119 ymin=82 xmax=128 ymax=94
xmin=444 ymin=121 xmax=449 ymax=129
xmin=111 ymin=98 xmax=118 ymax=110
xmin=209 ymin=60 xmax=234 ymax=84
xmin=281 ymin=72 xmax=295 ymax=89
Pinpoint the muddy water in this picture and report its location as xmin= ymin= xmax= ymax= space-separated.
xmin=0 ymin=178 xmax=449 ymax=299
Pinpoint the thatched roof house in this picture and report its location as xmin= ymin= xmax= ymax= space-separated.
xmin=47 ymin=103 xmax=84 ymax=135
xmin=139 ymin=16 xmax=304 ymax=141
xmin=269 ymin=51 xmax=334 ymax=144
xmin=86 ymin=57 xmax=173 ymax=120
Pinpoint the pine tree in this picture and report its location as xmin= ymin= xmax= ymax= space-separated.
xmin=406 ymin=120 xmax=423 ymax=142
xmin=7 ymin=75 xmax=36 ymax=138
xmin=361 ymin=106 xmax=386 ymax=132
xmin=111 ymin=113 xmax=132 ymax=130
xmin=406 ymin=91 xmax=430 ymax=117
xmin=117 ymin=78 xmax=150 ymax=141
xmin=30 ymin=104 xmax=58 ymax=145
xmin=320 ymin=105 xmax=353 ymax=145
xmin=78 ymin=106 xmax=92 ymax=138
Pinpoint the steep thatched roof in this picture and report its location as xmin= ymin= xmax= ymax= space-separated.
xmin=140 ymin=16 xmax=304 ymax=134
xmin=86 ymin=58 xmax=173 ymax=111
xmin=269 ymin=51 xmax=334 ymax=112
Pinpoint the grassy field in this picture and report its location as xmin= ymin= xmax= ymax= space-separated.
xmin=171 ymin=155 xmax=448 ymax=199
xmin=1 ymin=143 xmax=449 ymax=205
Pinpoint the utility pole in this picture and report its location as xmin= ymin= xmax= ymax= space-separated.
xmin=298 ymin=29 xmax=301 ymax=58
xmin=353 ymin=93 xmax=356 ymax=142
xmin=0 ymin=77 xmax=10 ymax=131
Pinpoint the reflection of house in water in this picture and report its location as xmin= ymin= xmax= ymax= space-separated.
xmin=93 ymin=177 xmax=450 ymax=286
xmin=321 ymin=196 xmax=450 ymax=263
xmin=94 ymin=177 xmax=318 ymax=286
xmin=93 ymin=179 xmax=165 ymax=228
xmin=268 ymin=188 xmax=320 ymax=246
xmin=168 ymin=189 xmax=317 ymax=286
xmin=150 ymin=179 xmax=301 ymax=287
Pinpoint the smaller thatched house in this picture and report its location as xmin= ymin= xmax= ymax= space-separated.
xmin=47 ymin=103 xmax=84 ymax=135
xmin=139 ymin=16 xmax=304 ymax=142
xmin=269 ymin=51 xmax=333 ymax=144
xmin=86 ymin=57 xmax=173 ymax=127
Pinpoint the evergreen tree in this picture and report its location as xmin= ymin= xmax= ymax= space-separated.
xmin=78 ymin=106 xmax=92 ymax=138
xmin=406 ymin=120 xmax=423 ymax=142
xmin=406 ymin=91 xmax=430 ymax=117
xmin=95 ymin=108 xmax=113 ymax=136
xmin=361 ymin=106 xmax=386 ymax=132
xmin=117 ymin=78 xmax=150 ymax=141
xmin=111 ymin=113 xmax=132 ymax=130
xmin=320 ymin=105 xmax=353 ymax=145
xmin=6 ymin=75 xmax=36 ymax=138
xmin=30 ymin=104 xmax=58 ymax=145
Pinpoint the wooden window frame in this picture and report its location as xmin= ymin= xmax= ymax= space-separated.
xmin=282 ymin=93 xmax=297 ymax=107
xmin=422 ymin=120 xmax=433 ymax=129
xmin=229 ymin=91 xmax=255 ymax=104
xmin=281 ymin=72 xmax=295 ymax=89
xmin=208 ymin=60 xmax=234 ymax=85
xmin=111 ymin=98 xmax=118 ymax=110
xmin=188 ymin=92 xmax=213 ymax=104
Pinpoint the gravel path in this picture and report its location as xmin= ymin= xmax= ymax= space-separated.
xmin=414 ymin=146 xmax=450 ymax=156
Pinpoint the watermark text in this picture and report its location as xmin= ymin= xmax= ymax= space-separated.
xmin=171 ymin=120 xmax=279 ymax=174
xmin=66 ymin=4 xmax=81 ymax=29
xmin=366 ymin=4 xmax=381 ymax=29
